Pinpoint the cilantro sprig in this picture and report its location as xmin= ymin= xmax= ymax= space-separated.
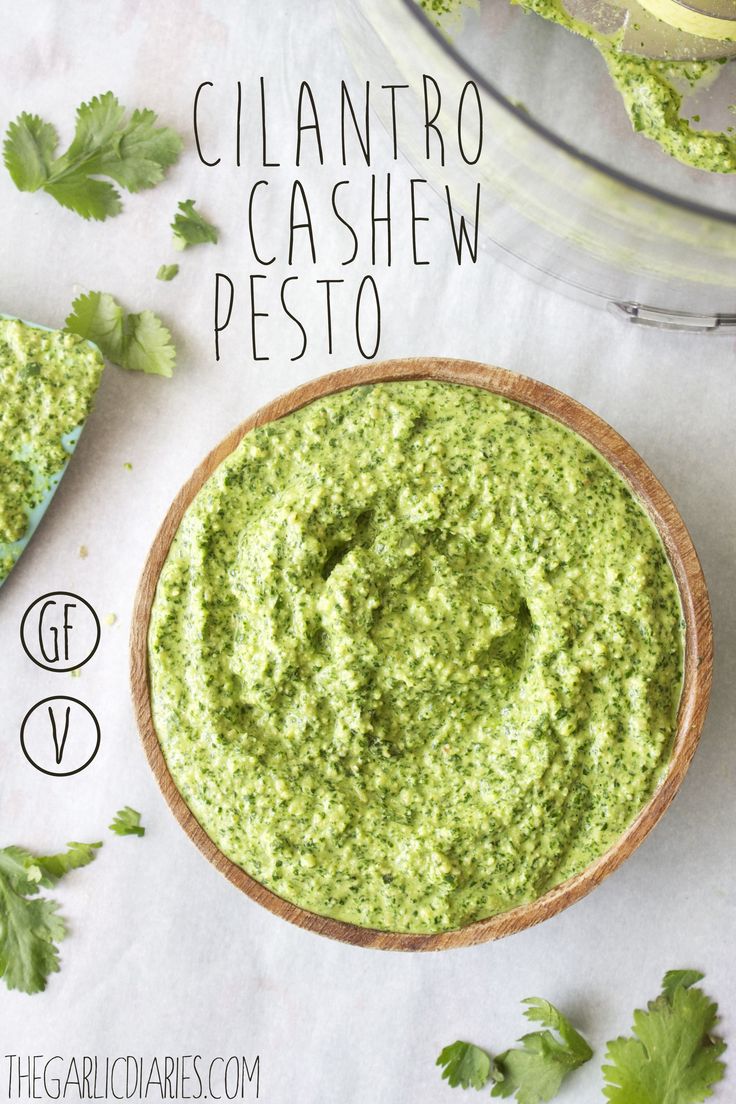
xmin=109 ymin=807 xmax=145 ymax=838
xmin=3 ymin=92 xmax=182 ymax=221
xmin=437 ymin=999 xmax=591 ymax=1101
xmin=0 ymin=842 xmax=101 ymax=994
xmin=436 ymin=973 xmax=726 ymax=1103
xmin=171 ymin=199 xmax=219 ymax=250
xmin=492 ymin=999 xmax=593 ymax=1103
xmin=65 ymin=291 xmax=176 ymax=377
xmin=603 ymin=971 xmax=726 ymax=1103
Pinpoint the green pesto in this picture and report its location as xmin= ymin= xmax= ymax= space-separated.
xmin=149 ymin=382 xmax=683 ymax=933
xmin=0 ymin=319 xmax=103 ymax=580
xmin=421 ymin=0 xmax=736 ymax=174
xmin=515 ymin=0 xmax=736 ymax=174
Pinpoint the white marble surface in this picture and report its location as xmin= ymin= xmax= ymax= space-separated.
xmin=0 ymin=3 xmax=734 ymax=1102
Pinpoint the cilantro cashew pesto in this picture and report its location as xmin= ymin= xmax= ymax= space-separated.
xmin=148 ymin=382 xmax=683 ymax=933
xmin=0 ymin=319 xmax=103 ymax=581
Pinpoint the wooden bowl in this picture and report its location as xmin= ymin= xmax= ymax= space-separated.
xmin=130 ymin=358 xmax=712 ymax=951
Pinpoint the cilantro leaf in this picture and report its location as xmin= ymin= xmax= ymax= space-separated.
xmin=602 ymin=972 xmax=726 ymax=1104
xmin=171 ymin=198 xmax=219 ymax=250
xmin=122 ymin=312 xmax=175 ymax=377
xmin=522 ymin=999 xmax=593 ymax=1064
xmin=44 ymin=175 xmax=122 ymax=221
xmin=109 ymin=807 xmax=145 ymax=837
xmin=0 ymin=890 xmax=66 ymax=995
xmin=3 ymin=92 xmax=182 ymax=220
xmin=437 ymin=1041 xmax=493 ymax=1090
xmin=3 ymin=113 xmax=58 ymax=191
xmin=491 ymin=999 xmax=593 ymax=1104
xmin=661 ymin=971 xmax=705 ymax=1001
xmin=0 ymin=841 xmax=101 ymax=994
xmin=156 ymin=264 xmax=179 ymax=282
xmin=0 ymin=846 xmax=45 ymax=897
xmin=65 ymin=290 xmax=124 ymax=360
xmin=34 ymin=841 xmax=102 ymax=884
xmin=65 ymin=291 xmax=175 ymax=377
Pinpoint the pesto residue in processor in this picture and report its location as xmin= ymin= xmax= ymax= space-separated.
xmin=516 ymin=0 xmax=736 ymax=173
xmin=422 ymin=0 xmax=736 ymax=173
xmin=0 ymin=319 xmax=104 ymax=581
xmin=149 ymin=382 xmax=683 ymax=933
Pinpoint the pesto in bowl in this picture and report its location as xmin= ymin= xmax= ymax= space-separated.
xmin=148 ymin=381 xmax=683 ymax=934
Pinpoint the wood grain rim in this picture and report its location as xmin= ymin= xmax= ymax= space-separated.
xmin=130 ymin=358 xmax=713 ymax=951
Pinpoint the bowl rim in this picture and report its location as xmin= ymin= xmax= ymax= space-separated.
xmin=130 ymin=357 xmax=713 ymax=951
xmin=395 ymin=0 xmax=736 ymax=228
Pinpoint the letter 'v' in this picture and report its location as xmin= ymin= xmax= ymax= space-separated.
xmin=49 ymin=705 xmax=71 ymax=765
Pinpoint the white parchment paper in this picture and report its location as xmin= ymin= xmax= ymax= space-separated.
xmin=0 ymin=3 xmax=734 ymax=1101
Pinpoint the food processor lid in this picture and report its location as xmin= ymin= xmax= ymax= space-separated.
xmin=565 ymin=0 xmax=736 ymax=57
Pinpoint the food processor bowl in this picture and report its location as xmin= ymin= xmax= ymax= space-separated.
xmin=335 ymin=0 xmax=736 ymax=330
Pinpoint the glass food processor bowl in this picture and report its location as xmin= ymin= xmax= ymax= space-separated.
xmin=335 ymin=0 xmax=736 ymax=331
